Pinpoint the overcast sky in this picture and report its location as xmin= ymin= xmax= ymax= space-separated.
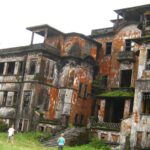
xmin=0 ymin=0 xmax=149 ymax=48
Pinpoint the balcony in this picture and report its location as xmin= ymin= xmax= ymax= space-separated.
xmin=117 ymin=51 xmax=135 ymax=62
xmin=89 ymin=117 xmax=121 ymax=131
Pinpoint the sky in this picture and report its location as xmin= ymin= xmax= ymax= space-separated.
xmin=0 ymin=0 xmax=149 ymax=48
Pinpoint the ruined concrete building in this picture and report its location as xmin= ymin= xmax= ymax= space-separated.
xmin=0 ymin=3 xmax=150 ymax=149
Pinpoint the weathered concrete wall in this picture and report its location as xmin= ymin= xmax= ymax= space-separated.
xmin=94 ymin=24 xmax=141 ymax=89
xmin=130 ymin=79 xmax=150 ymax=148
xmin=97 ymin=130 xmax=120 ymax=144
xmin=70 ymin=91 xmax=94 ymax=125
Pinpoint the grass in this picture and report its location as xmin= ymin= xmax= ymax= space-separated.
xmin=0 ymin=132 xmax=107 ymax=150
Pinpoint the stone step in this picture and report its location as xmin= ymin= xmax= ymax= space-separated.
xmin=42 ymin=127 xmax=88 ymax=147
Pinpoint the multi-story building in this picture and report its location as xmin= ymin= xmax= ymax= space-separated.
xmin=0 ymin=25 xmax=100 ymax=132
xmin=0 ymin=3 xmax=150 ymax=149
xmin=90 ymin=4 xmax=150 ymax=149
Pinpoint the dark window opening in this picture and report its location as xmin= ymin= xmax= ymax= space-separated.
xmin=19 ymin=119 xmax=22 ymax=131
xmin=23 ymin=91 xmax=32 ymax=113
xmin=50 ymin=63 xmax=55 ymax=78
xmin=0 ymin=63 xmax=4 ymax=75
xmin=120 ymin=70 xmax=132 ymax=87
xmin=145 ymin=14 xmax=150 ymax=26
xmin=78 ymin=83 xmax=83 ymax=97
xmin=125 ymin=40 xmax=131 ymax=51
xmin=18 ymin=62 xmax=24 ymax=75
xmin=13 ymin=92 xmax=18 ymax=106
xmin=3 ymin=91 xmax=8 ymax=106
xmin=142 ymin=93 xmax=150 ymax=114
xmin=78 ymin=83 xmax=88 ymax=98
xmin=7 ymin=62 xmax=15 ymax=75
xmin=74 ymin=114 xmax=78 ymax=126
xmin=84 ymin=85 xmax=88 ymax=98
xmin=104 ymin=99 xmax=125 ymax=123
xmin=29 ymin=60 xmax=36 ymax=75
xmin=79 ymin=114 xmax=84 ymax=126
xmin=106 ymin=42 xmax=112 ymax=55
xmin=101 ymin=75 xmax=108 ymax=88
xmin=129 ymin=99 xmax=134 ymax=114
xmin=146 ymin=49 xmax=150 ymax=70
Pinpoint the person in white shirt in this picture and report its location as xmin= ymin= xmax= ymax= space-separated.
xmin=7 ymin=125 xmax=16 ymax=144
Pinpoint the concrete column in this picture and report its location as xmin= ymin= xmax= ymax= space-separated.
xmin=98 ymin=99 xmax=106 ymax=122
xmin=30 ymin=32 xmax=34 ymax=45
xmin=44 ymin=29 xmax=48 ymax=40
xmin=123 ymin=99 xmax=130 ymax=118
xmin=3 ymin=62 xmax=8 ymax=75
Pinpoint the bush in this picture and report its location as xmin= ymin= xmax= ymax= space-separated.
xmin=0 ymin=120 xmax=8 ymax=132
xmin=89 ymin=138 xmax=111 ymax=150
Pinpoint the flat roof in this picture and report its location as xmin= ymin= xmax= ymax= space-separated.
xmin=27 ymin=24 xmax=64 ymax=37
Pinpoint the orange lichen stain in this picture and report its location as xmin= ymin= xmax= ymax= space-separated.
xmin=133 ymin=111 xmax=139 ymax=123
xmin=47 ymin=87 xmax=58 ymax=119
xmin=90 ymin=47 xmax=97 ymax=60
xmin=69 ymin=91 xmax=94 ymax=125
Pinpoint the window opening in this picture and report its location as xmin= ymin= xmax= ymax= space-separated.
xmin=104 ymin=99 xmax=125 ymax=123
xmin=106 ymin=42 xmax=112 ymax=55
xmin=18 ymin=62 xmax=24 ymax=75
xmin=120 ymin=70 xmax=132 ymax=87
xmin=7 ymin=62 xmax=15 ymax=75
xmin=101 ymin=75 xmax=108 ymax=88
xmin=0 ymin=63 xmax=4 ymax=75
xmin=142 ymin=93 xmax=150 ymax=114
xmin=125 ymin=40 xmax=131 ymax=51
xmin=23 ymin=91 xmax=32 ymax=114
xmin=29 ymin=60 xmax=36 ymax=75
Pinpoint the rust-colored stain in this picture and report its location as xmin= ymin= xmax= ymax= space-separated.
xmin=47 ymin=87 xmax=58 ymax=119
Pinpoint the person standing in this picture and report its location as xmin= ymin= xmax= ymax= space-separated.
xmin=57 ymin=133 xmax=65 ymax=150
xmin=7 ymin=125 xmax=16 ymax=144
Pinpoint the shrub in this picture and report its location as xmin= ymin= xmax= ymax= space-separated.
xmin=0 ymin=120 xmax=8 ymax=132
xmin=89 ymin=138 xmax=111 ymax=150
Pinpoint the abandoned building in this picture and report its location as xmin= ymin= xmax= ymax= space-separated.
xmin=0 ymin=3 xmax=150 ymax=150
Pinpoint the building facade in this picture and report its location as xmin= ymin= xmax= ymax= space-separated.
xmin=0 ymin=25 xmax=100 ymax=132
xmin=0 ymin=3 xmax=150 ymax=149
xmin=90 ymin=4 xmax=150 ymax=149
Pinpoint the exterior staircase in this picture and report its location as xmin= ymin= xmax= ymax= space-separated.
xmin=41 ymin=127 xmax=89 ymax=147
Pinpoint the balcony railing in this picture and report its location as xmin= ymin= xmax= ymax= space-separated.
xmin=117 ymin=51 xmax=135 ymax=62
xmin=89 ymin=117 xmax=121 ymax=131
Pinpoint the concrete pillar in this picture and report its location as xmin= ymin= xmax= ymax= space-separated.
xmin=98 ymin=99 xmax=106 ymax=122
xmin=30 ymin=32 xmax=34 ymax=45
xmin=123 ymin=99 xmax=130 ymax=118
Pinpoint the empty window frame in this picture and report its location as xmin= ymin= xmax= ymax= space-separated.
xmin=120 ymin=70 xmax=132 ymax=87
xmin=0 ymin=63 xmax=4 ymax=75
xmin=84 ymin=85 xmax=88 ymax=98
xmin=146 ymin=49 xmax=150 ymax=70
xmin=101 ymin=75 xmax=108 ymax=88
xmin=78 ymin=83 xmax=88 ymax=98
xmin=18 ymin=62 xmax=24 ymax=75
xmin=142 ymin=93 xmax=150 ymax=114
xmin=13 ymin=92 xmax=18 ymax=106
xmin=23 ymin=91 xmax=32 ymax=109
xmin=105 ymin=42 xmax=112 ymax=55
xmin=7 ymin=62 xmax=15 ymax=75
xmin=125 ymin=40 xmax=131 ymax=51
xmin=145 ymin=13 xmax=150 ymax=26
xmin=29 ymin=60 xmax=37 ymax=75
xmin=3 ymin=91 xmax=8 ymax=106
xmin=78 ymin=82 xmax=83 ymax=97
